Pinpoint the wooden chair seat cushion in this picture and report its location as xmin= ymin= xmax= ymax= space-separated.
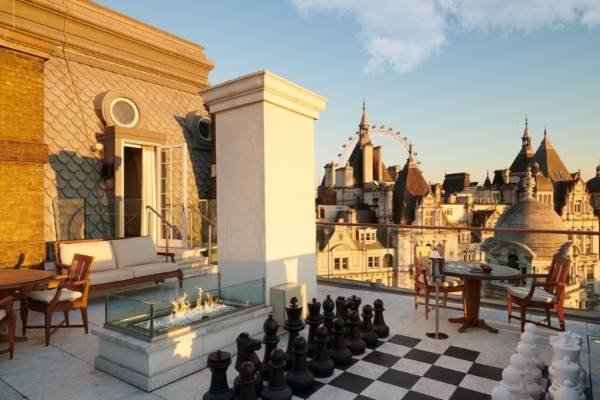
xmin=0 ymin=309 xmax=5 ymax=319
xmin=125 ymin=262 xmax=180 ymax=278
xmin=59 ymin=241 xmax=116 ymax=272
xmin=417 ymin=275 xmax=463 ymax=287
xmin=27 ymin=289 xmax=83 ymax=304
xmin=89 ymin=269 xmax=135 ymax=286
xmin=508 ymin=287 xmax=557 ymax=303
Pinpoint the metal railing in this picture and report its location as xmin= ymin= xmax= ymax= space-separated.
xmin=146 ymin=205 xmax=181 ymax=260
xmin=188 ymin=206 xmax=217 ymax=263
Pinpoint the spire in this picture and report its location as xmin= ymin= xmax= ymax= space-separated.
xmin=521 ymin=117 xmax=531 ymax=147
xmin=359 ymin=100 xmax=369 ymax=135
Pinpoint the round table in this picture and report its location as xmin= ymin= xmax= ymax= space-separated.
xmin=0 ymin=269 xmax=54 ymax=341
xmin=445 ymin=262 xmax=520 ymax=334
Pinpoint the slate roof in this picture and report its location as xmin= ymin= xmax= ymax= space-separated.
xmin=392 ymin=152 xmax=429 ymax=224
xmin=509 ymin=119 xmax=534 ymax=173
xmin=586 ymin=166 xmax=600 ymax=193
xmin=530 ymin=130 xmax=570 ymax=182
xmin=442 ymin=173 xmax=471 ymax=195
xmin=44 ymin=56 xmax=210 ymax=241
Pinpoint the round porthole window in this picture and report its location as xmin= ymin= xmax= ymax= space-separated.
xmin=110 ymin=98 xmax=139 ymax=128
xmin=197 ymin=117 xmax=211 ymax=141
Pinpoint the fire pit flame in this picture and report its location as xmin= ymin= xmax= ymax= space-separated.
xmin=133 ymin=287 xmax=236 ymax=332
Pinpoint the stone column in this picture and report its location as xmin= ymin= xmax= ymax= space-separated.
xmin=201 ymin=71 xmax=327 ymax=304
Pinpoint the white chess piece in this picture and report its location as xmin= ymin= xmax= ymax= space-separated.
xmin=492 ymin=386 xmax=514 ymax=400
xmin=510 ymin=354 xmax=534 ymax=400
xmin=549 ymin=357 xmax=585 ymax=400
xmin=517 ymin=341 xmax=542 ymax=385
xmin=568 ymin=332 xmax=587 ymax=392
xmin=554 ymin=380 xmax=582 ymax=400
xmin=500 ymin=366 xmax=523 ymax=400
xmin=521 ymin=327 xmax=544 ymax=369
xmin=549 ymin=332 xmax=580 ymax=384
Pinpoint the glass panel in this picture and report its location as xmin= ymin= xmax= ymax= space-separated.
xmin=105 ymin=275 xmax=264 ymax=341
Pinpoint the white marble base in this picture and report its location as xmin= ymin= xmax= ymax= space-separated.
xmin=92 ymin=305 xmax=273 ymax=391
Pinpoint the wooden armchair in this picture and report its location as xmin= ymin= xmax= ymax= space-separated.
xmin=414 ymin=246 xmax=464 ymax=319
xmin=507 ymin=253 xmax=570 ymax=332
xmin=22 ymin=254 xmax=94 ymax=346
xmin=0 ymin=295 xmax=16 ymax=359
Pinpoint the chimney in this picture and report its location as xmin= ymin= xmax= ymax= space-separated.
xmin=373 ymin=146 xmax=383 ymax=181
xmin=388 ymin=165 xmax=401 ymax=181
xmin=324 ymin=162 xmax=337 ymax=187
xmin=336 ymin=163 xmax=353 ymax=188
xmin=363 ymin=144 xmax=373 ymax=185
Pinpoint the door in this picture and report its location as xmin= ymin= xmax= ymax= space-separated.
xmin=156 ymin=144 xmax=187 ymax=247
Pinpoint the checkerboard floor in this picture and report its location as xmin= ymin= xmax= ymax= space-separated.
xmin=275 ymin=333 xmax=555 ymax=400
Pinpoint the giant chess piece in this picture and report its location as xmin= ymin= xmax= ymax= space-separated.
xmin=549 ymin=332 xmax=581 ymax=385
xmin=345 ymin=310 xmax=366 ymax=355
xmin=372 ymin=299 xmax=390 ymax=338
xmin=359 ymin=304 xmax=379 ymax=347
xmin=549 ymin=356 xmax=585 ymax=400
xmin=305 ymin=298 xmax=323 ymax=358
xmin=347 ymin=295 xmax=362 ymax=321
xmin=492 ymin=386 xmax=515 ymax=400
xmin=335 ymin=296 xmax=349 ymax=322
xmin=283 ymin=297 xmax=305 ymax=372
xmin=515 ymin=344 xmax=541 ymax=399
xmin=308 ymin=326 xmax=335 ymax=378
xmin=554 ymin=380 xmax=582 ymax=400
xmin=262 ymin=348 xmax=293 ymax=400
xmin=568 ymin=332 xmax=587 ymax=393
xmin=517 ymin=342 xmax=542 ymax=385
xmin=322 ymin=295 xmax=335 ymax=349
xmin=499 ymin=366 xmax=523 ymax=400
xmin=285 ymin=336 xmax=315 ymax=393
xmin=523 ymin=323 xmax=545 ymax=370
xmin=260 ymin=314 xmax=280 ymax=381
xmin=238 ymin=362 xmax=259 ymax=400
xmin=510 ymin=353 xmax=535 ymax=400
xmin=234 ymin=332 xmax=263 ymax=397
xmin=329 ymin=317 xmax=353 ymax=367
xmin=203 ymin=350 xmax=235 ymax=400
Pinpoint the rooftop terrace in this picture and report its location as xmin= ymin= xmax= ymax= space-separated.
xmin=1 ymin=283 xmax=598 ymax=400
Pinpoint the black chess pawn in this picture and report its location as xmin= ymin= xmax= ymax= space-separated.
xmin=344 ymin=300 xmax=355 ymax=338
xmin=359 ymin=304 xmax=379 ymax=347
xmin=305 ymin=298 xmax=323 ymax=358
xmin=372 ymin=299 xmax=390 ymax=338
xmin=345 ymin=310 xmax=366 ymax=355
xmin=234 ymin=332 xmax=263 ymax=396
xmin=283 ymin=297 xmax=305 ymax=371
xmin=262 ymin=348 xmax=293 ymax=400
xmin=322 ymin=295 xmax=335 ymax=349
xmin=308 ymin=326 xmax=335 ymax=378
xmin=329 ymin=317 xmax=352 ymax=367
xmin=260 ymin=313 xmax=280 ymax=381
xmin=238 ymin=361 xmax=258 ymax=400
xmin=203 ymin=350 xmax=235 ymax=400
xmin=285 ymin=336 xmax=315 ymax=393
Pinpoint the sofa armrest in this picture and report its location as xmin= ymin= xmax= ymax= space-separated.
xmin=157 ymin=252 xmax=176 ymax=263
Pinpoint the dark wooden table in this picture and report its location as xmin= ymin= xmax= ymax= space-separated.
xmin=445 ymin=262 xmax=520 ymax=333
xmin=0 ymin=269 xmax=54 ymax=341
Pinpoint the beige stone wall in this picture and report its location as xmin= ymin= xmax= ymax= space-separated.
xmin=0 ymin=48 xmax=47 ymax=269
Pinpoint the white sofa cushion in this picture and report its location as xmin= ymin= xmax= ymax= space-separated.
xmin=0 ymin=309 xmax=5 ymax=319
xmin=90 ymin=269 xmax=135 ymax=286
xmin=111 ymin=236 xmax=158 ymax=268
xmin=28 ymin=289 xmax=82 ymax=304
xmin=417 ymin=275 xmax=463 ymax=287
xmin=508 ymin=287 xmax=557 ymax=303
xmin=124 ymin=262 xmax=180 ymax=278
xmin=59 ymin=241 xmax=116 ymax=272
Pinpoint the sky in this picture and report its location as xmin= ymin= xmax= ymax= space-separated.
xmin=94 ymin=0 xmax=600 ymax=187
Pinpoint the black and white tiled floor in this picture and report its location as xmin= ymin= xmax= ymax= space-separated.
xmin=273 ymin=334 xmax=548 ymax=400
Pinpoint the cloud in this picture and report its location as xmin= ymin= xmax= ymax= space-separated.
xmin=289 ymin=0 xmax=600 ymax=74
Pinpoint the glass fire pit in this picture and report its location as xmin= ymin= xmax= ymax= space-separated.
xmin=104 ymin=274 xmax=264 ymax=341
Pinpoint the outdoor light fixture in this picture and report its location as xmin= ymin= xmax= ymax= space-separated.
xmin=90 ymin=142 xmax=104 ymax=152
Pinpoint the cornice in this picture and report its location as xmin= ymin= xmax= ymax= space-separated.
xmin=0 ymin=0 xmax=214 ymax=92
xmin=202 ymin=70 xmax=328 ymax=120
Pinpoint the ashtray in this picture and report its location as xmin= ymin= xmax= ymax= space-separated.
xmin=480 ymin=264 xmax=493 ymax=272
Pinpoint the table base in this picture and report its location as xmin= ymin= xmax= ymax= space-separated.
xmin=448 ymin=316 xmax=498 ymax=334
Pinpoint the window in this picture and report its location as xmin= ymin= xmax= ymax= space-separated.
xmin=338 ymin=233 xmax=343 ymax=240
xmin=368 ymin=257 xmax=379 ymax=268
xmin=444 ymin=209 xmax=453 ymax=216
xmin=335 ymin=257 xmax=348 ymax=270
xmin=575 ymin=200 xmax=582 ymax=213
xmin=425 ymin=211 xmax=433 ymax=225
xmin=376 ymin=278 xmax=382 ymax=284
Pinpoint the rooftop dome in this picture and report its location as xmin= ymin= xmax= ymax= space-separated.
xmin=586 ymin=165 xmax=600 ymax=192
xmin=495 ymin=196 xmax=568 ymax=257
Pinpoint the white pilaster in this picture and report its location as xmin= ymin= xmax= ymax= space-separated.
xmin=201 ymin=71 xmax=327 ymax=305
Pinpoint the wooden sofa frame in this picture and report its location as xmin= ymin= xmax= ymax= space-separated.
xmin=54 ymin=238 xmax=183 ymax=292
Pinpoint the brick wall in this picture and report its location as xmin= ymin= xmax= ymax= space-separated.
xmin=0 ymin=47 xmax=48 ymax=269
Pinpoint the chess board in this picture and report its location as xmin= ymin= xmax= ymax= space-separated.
xmin=286 ymin=333 xmax=551 ymax=400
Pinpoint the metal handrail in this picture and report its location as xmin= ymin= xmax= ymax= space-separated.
xmin=189 ymin=206 xmax=216 ymax=262
xmin=146 ymin=205 xmax=182 ymax=257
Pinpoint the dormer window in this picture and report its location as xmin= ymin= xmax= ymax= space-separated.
xmin=358 ymin=228 xmax=376 ymax=244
